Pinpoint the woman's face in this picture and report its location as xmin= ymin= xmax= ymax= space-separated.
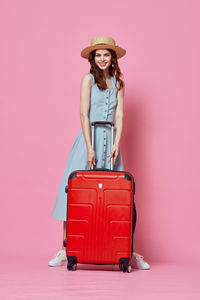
xmin=94 ymin=49 xmax=112 ymax=71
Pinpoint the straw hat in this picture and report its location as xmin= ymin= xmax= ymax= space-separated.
xmin=80 ymin=36 xmax=126 ymax=59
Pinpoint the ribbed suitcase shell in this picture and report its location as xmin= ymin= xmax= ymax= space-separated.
xmin=66 ymin=169 xmax=135 ymax=265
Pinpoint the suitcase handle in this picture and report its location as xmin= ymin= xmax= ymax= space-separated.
xmin=91 ymin=167 xmax=112 ymax=172
xmin=91 ymin=121 xmax=114 ymax=127
xmin=91 ymin=121 xmax=114 ymax=170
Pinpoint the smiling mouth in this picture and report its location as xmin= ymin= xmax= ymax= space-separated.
xmin=99 ymin=63 xmax=107 ymax=66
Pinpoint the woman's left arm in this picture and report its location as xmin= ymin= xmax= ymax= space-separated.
xmin=108 ymin=83 xmax=125 ymax=165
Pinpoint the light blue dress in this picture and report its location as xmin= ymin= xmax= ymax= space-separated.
xmin=51 ymin=73 xmax=124 ymax=221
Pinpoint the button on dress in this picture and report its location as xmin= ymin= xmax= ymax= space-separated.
xmin=51 ymin=73 xmax=124 ymax=220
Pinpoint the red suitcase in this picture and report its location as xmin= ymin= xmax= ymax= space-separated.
xmin=64 ymin=121 xmax=136 ymax=272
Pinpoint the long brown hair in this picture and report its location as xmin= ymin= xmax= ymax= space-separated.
xmin=88 ymin=49 xmax=124 ymax=91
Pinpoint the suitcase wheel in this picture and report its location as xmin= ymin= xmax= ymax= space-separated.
xmin=67 ymin=263 xmax=77 ymax=271
xmin=119 ymin=262 xmax=132 ymax=273
xmin=67 ymin=256 xmax=77 ymax=271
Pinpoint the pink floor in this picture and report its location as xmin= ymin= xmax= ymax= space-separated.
xmin=1 ymin=256 xmax=200 ymax=300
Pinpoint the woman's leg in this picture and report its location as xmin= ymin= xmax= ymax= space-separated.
xmin=48 ymin=221 xmax=67 ymax=266
xmin=131 ymin=239 xmax=150 ymax=270
xmin=62 ymin=221 xmax=67 ymax=250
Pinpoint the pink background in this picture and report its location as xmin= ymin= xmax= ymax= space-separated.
xmin=0 ymin=0 xmax=200 ymax=298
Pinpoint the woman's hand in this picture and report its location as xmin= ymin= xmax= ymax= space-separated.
xmin=87 ymin=148 xmax=97 ymax=170
xmin=107 ymin=143 xmax=119 ymax=166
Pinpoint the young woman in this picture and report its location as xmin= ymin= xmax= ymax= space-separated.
xmin=48 ymin=36 xmax=150 ymax=270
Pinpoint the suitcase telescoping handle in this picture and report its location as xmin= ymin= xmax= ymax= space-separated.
xmin=91 ymin=121 xmax=114 ymax=170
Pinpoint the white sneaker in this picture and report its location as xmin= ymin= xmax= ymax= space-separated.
xmin=131 ymin=252 xmax=150 ymax=270
xmin=48 ymin=249 xmax=67 ymax=267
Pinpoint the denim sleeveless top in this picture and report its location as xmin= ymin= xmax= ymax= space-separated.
xmin=88 ymin=72 xmax=119 ymax=124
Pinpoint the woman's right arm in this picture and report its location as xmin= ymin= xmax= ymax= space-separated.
xmin=80 ymin=74 xmax=96 ymax=169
